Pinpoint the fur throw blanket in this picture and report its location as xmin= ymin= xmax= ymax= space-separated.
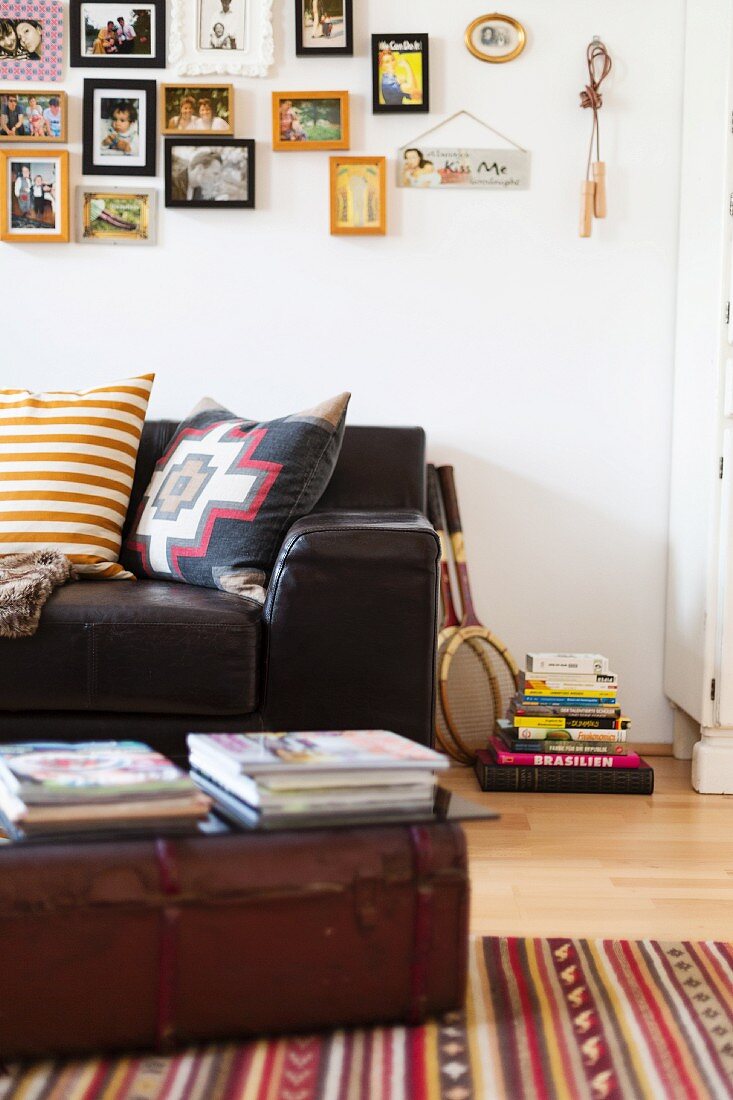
xmin=0 ymin=549 xmax=75 ymax=639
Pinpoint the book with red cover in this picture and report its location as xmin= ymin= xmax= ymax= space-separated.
xmin=488 ymin=735 xmax=640 ymax=769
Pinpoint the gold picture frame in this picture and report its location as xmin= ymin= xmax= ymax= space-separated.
xmin=161 ymin=84 xmax=234 ymax=136
xmin=464 ymin=14 xmax=526 ymax=64
xmin=330 ymin=155 xmax=386 ymax=236
xmin=273 ymin=91 xmax=349 ymax=151
xmin=0 ymin=149 xmax=69 ymax=243
xmin=0 ymin=91 xmax=68 ymax=143
xmin=77 ymin=186 xmax=156 ymax=245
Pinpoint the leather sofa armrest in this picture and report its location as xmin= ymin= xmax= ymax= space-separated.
xmin=261 ymin=510 xmax=440 ymax=745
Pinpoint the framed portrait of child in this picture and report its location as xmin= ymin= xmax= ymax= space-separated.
xmin=82 ymin=77 xmax=157 ymax=175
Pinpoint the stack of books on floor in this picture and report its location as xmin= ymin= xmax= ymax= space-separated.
xmin=0 ymin=741 xmax=212 ymax=842
xmin=188 ymin=730 xmax=449 ymax=828
xmin=475 ymin=652 xmax=654 ymax=794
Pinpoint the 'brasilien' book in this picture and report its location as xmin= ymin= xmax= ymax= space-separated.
xmin=474 ymin=750 xmax=654 ymax=795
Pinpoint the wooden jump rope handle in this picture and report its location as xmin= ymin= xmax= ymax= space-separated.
xmin=437 ymin=465 xmax=479 ymax=626
xmin=592 ymin=161 xmax=606 ymax=218
xmin=579 ymin=180 xmax=595 ymax=237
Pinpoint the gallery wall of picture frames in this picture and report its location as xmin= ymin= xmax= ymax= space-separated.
xmin=0 ymin=6 xmax=563 ymax=245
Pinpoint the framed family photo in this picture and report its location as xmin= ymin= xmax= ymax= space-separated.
xmin=330 ymin=156 xmax=386 ymax=236
xmin=82 ymin=78 xmax=157 ymax=175
xmin=464 ymin=14 xmax=526 ymax=64
xmin=272 ymin=91 xmax=349 ymax=151
xmin=0 ymin=0 xmax=63 ymax=82
xmin=0 ymin=90 xmax=66 ymax=141
xmin=70 ymin=0 xmax=165 ymax=67
xmin=161 ymin=83 xmax=233 ymax=134
xmin=0 ymin=148 xmax=69 ymax=242
xmin=295 ymin=0 xmax=352 ymax=57
xmin=77 ymin=185 xmax=156 ymax=243
xmin=169 ymin=0 xmax=273 ymax=77
xmin=165 ymin=137 xmax=254 ymax=208
xmin=372 ymin=34 xmax=429 ymax=113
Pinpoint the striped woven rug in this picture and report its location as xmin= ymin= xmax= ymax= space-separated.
xmin=2 ymin=937 xmax=732 ymax=1100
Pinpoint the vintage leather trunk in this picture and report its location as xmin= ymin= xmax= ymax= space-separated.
xmin=0 ymin=822 xmax=468 ymax=1060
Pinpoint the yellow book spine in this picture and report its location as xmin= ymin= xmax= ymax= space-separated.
xmin=523 ymin=689 xmax=617 ymax=700
xmin=512 ymin=716 xmax=566 ymax=729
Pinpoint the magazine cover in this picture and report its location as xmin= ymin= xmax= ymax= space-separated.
xmin=188 ymin=730 xmax=449 ymax=773
xmin=0 ymin=741 xmax=194 ymax=802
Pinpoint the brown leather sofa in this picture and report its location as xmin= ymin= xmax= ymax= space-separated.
xmin=0 ymin=422 xmax=440 ymax=760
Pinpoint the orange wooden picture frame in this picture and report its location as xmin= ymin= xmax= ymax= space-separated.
xmin=329 ymin=155 xmax=386 ymax=236
xmin=0 ymin=91 xmax=68 ymax=143
xmin=160 ymin=84 xmax=234 ymax=136
xmin=273 ymin=90 xmax=349 ymax=151
xmin=0 ymin=148 xmax=70 ymax=243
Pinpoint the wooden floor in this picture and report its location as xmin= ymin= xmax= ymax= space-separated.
xmin=441 ymin=757 xmax=733 ymax=941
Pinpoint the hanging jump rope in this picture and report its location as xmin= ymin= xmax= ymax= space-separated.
xmin=579 ymin=39 xmax=612 ymax=237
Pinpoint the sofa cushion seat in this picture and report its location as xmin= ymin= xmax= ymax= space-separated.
xmin=0 ymin=581 xmax=261 ymax=716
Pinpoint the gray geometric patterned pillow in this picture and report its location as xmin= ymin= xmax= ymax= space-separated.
xmin=124 ymin=393 xmax=350 ymax=593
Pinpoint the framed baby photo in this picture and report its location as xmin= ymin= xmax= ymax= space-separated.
xmin=330 ymin=156 xmax=385 ymax=236
xmin=371 ymin=34 xmax=429 ymax=114
xmin=0 ymin=0 xmax=63 ymax=82
xmin=295 ymin=0 xmax=352 ymax=57
xmin=272 ymin=91 xmax=349 ymax=151
xmin=168 ymin=0 xmax=273 ymax=77
xmin=464 ymin=14 xmax=526 ymax=63
xmin=77 ymin=185 xmax=156 ymax=243
xmin=165 ymin=137 xmax=254 ymax=208
xmin=161 ymin=83 xmax=233 ymax=135
xmin=0 ymin=148 xmax=69 ymax=242
xmin=0 ymin=90 xmax=67 ymax=141
xmin=70 ymin=0 xmax=166 ymax=67
xmin=82 ymin=78 xmax=157 ymax=176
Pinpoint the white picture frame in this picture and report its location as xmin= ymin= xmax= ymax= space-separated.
xmin=169 ymin=0 xmax=273 ymax=76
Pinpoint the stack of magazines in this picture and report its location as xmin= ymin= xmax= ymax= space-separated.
xmin=0 ymin=741 xmax=212 ymax=841
xmin=188 ymin=730 xmax=449 ymax=828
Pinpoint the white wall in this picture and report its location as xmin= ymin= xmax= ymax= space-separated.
xmin=3 ymin=0 xmax=686 ymax=742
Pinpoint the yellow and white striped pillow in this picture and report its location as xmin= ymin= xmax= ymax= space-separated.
xmin=0 ymin=374 xmax=154 ymax=579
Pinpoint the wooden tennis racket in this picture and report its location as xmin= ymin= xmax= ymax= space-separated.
xmin=437 ymin=464 xmax=520 ymax=761
xmin=426 ymin=465 xmax=472 ymax=764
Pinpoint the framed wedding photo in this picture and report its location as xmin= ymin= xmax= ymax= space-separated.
xmin=0 ymin=148 xmax=69 ymax=242
xmin=0 ymin=0 xmax=63 ymax=82
xmin=330 ymin=156 xmax=386 ymax=236
xmin=168 ymin=0 xmax=273 ymax=77
xmin=77 ymin=185 xmax=156 ymax=243
xmin=371 ymin=34 xmax=429 ymax=114
xmin=161 ymin=83 xmax=233 ymax=135
xmin=464 ymin=14 xmax=526 ymax=64
xmin=272 ymin=91 xmax=349 ymax=151
xmin=0 ymin=90 xmax=67 ymax=141
xmin=70 ymin=0 xmax=166 ymax=67
xmin=82 ymin=78 xmax=157 ymax=175
xmin=295 ymin=0 xmax=352 ymax=57
xmin=165 ymin=137 xmax=254 ymax=208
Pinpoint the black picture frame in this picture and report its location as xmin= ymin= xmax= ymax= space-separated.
xmin=70 ymin=0 xmax=166 ymax=68
xmin=82 ymin=78 xmax=157 ymax=176
xmin=371 ymin=33 xmax=430 ymax=114
xmin=165 ymin=137 xmax=255 ymax=208
xmin=295 ymin=0 xmax=353 ymax=57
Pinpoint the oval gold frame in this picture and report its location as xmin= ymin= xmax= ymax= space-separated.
xmin=464 ymin=14 xmax=526 ymax=64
